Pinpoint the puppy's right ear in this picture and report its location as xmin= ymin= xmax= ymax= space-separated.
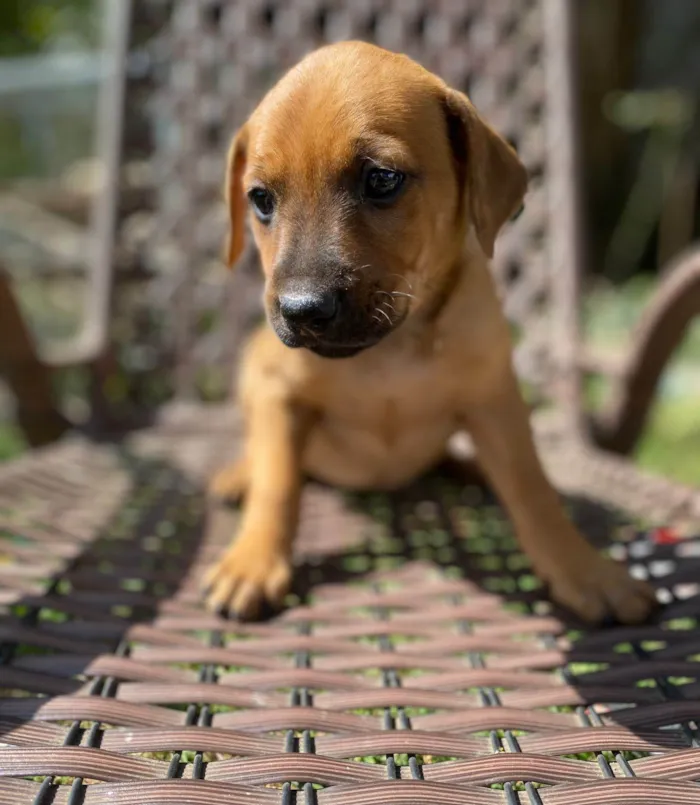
xmin=224 ymin=126 xmax=249 ymax=269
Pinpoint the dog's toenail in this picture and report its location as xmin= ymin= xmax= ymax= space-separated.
xmin=214 ymin=604 xmax=229 ymax=619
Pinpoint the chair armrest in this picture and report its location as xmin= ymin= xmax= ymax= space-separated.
xmin=589 ymin=246 xmax=700 ymax=454
xmin=0 ymin=265 xmax=69 ymax=447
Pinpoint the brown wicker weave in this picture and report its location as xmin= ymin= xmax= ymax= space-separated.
xmin=1 ymin=0 xmax=700 ymax=802
xmin=110 ymin=0 xmax=576 ymax=407
xmin=1 ymin=427 xmax=699 ymax=803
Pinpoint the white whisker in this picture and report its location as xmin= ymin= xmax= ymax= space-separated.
xmin=388 ymin=273 xmax=414 ymax=293
xmin=376 ymin=306 xmax=392 ymax=326
xmin=376 ymin=289 xmax=415 ymax=304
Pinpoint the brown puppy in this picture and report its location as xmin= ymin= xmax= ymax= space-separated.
xmin=205 ymin=41 xmax=656 ymax=624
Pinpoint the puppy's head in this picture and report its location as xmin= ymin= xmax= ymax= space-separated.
xmin=226 ymin=42 xmax=527 ymax=358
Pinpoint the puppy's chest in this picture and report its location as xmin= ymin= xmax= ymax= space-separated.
xmin=319 ymin=358 xmax=457 ymax=443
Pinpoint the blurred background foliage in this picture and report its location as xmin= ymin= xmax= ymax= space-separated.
xmin=0 ymin=0 xmax=100 ymax=179
xmin=0 ymin=0 xmax=698 ymax=482
xmin=0 ymin=0 xmax=99 ymax=57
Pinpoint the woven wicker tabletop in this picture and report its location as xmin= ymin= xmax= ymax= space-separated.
xmin=1 ymin=426 xmax=699 ymax=804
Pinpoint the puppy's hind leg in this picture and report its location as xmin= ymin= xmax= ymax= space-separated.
xmin=209 ymin=456 xmax=249 ymax=503
xmin=436 ymin=453 xmax=488 ymax=488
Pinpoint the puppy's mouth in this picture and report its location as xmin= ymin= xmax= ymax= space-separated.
xmin=307 ymin=341 xmax=376 ymax=359
xmin=272 ymin=316 xmax=407 ymax=359
xmin=274 ymin=328 xmax=386 ymax=359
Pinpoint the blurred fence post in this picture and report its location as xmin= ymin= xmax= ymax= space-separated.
xmin=0 ymin=264 xmax=69 ymax=447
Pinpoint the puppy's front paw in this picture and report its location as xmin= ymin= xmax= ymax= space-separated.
xmin=204 ymin=536 xmax=292 ymax=620
xmin=544 ymin=552 xmax=658 ymax=625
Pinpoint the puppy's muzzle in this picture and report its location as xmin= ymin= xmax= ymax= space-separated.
xmin=270 ymin=271 xmax=401 ymax=359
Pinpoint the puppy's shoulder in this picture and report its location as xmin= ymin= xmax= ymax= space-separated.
xmin=437 ymin=257 xmax=515 ymax=399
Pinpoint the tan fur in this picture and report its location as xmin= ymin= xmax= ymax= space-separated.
xmin=205 ymin=42 xmax=656 ymax=624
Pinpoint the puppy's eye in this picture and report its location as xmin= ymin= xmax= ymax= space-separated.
xmin=248 ymin=188 xmax=275 ymax=222
xmin=363 ymin=167 xmax=405 ymax=204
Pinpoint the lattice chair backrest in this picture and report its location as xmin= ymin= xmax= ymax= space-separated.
xmin=115 ymin=0 xmax=581 ymax=409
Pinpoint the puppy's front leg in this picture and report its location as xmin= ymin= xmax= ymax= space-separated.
xmin=205 ymin=397 xmax=313 ymax=619
xmin=463 ymin=368 xmax=657 ymax=624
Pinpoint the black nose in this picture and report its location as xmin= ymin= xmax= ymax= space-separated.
xmin=279 ymin=290 xmax=339 ymax=327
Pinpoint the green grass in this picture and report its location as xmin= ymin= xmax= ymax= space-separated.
xmin=636 ymin=395 xmax=700 ymax=484
xmin=0 ymin=422 xmax=26 ymax=461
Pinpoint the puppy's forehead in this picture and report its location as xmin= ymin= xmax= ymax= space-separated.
xmin=245 ymin=42 xmax=445 ymax=180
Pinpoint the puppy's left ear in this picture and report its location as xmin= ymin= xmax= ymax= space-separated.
xmin=442 ymin=88 xmax=528 ymax=258
xmin=224 ymin=125 xmax=249 ymax=268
